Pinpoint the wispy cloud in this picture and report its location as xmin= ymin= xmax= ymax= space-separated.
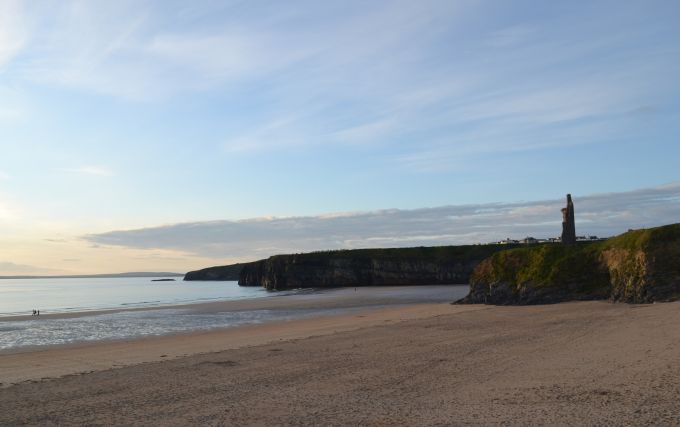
xmin=0 ymin=0 xmax=27 ymax=69
xmin=0 ymin=261 xmax=56 ymax=275
xmin=486 ymin=25 xmax=536 ymax=48
xmin=2 ymin=1 xmax=677 ymax=164
xmin=14 ymin=2 xmax=315 ymax=100
xmin=223 ymin=115 xmax=308 ymax=153
xmin=84 ymin=184 xmax=680 ymax=260
xmin=218 ymin=3 xmax=677 ymax=158
xmin=332 ymin=118 xmax=399 ymax=145
xmin=44 ymin=238 xmax=68 ymax=243
xmin=58 ymin=166 xmax=114 ymax=177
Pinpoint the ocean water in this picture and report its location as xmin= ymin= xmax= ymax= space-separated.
xmin=0 ymin=278 xmax=468 ymax=351
xmin=0 ymin=277 xmax=268 ymax=317
xmin=0 ymin=306 xmax=368 ymax=351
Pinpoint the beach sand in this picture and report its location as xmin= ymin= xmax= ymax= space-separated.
xmin=1 ymin=300 xmax=679 ymax=425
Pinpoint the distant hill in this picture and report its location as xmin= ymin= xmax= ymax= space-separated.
xmin=0 ymin=272 xmax=184 ymax=279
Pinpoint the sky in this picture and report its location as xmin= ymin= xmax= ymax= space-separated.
xmin=0 ymin=0 xmax=679 ymax=275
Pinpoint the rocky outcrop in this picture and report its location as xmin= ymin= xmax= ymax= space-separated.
xmin=460 ymin=243 xmax=609 ymax=304
xmin=238 ymin=245 xmax=515 ymax=290
xmin=601 ymin=224 xmax=680 ymax=302
xmin=459 ymin=223 xmax=680 ymax=305
xmin=184 ymin=263 xmax=251 ymax=281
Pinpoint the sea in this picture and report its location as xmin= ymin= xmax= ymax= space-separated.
xmin=0 ymin=277 xmax=467 ymax=352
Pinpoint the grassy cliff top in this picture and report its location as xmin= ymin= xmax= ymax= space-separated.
xmin=469 ymin=223 xmax=680 ymax=303
xmin=267 ymin=244 xmax=522 ymax=263
xmin=472 ymin=241 xmax=605 ymax=290
xmin=602 ymin=223 xmax=680 ymax=251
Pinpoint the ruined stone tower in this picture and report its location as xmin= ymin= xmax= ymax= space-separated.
xmin=561 ymin=194 xmax=576 ymax=245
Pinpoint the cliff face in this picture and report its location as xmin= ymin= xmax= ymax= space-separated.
xmin=462 ymin=243 xmax=610 ymax=304
xmin=239 ymin=245 xmax=515 ymax=290
xmin=461 ymin=223 xmax=680 ymax=305
xmin=184 ymin=263 xmax=250 ymax=281
xmin=600 ymin=224 xmax=680 ymax=303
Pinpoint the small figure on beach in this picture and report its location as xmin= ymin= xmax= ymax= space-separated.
xmin=37 ymin=310 xmax=40 ymax=316
xmin=32 ymin=309 xmax=36 ymax=316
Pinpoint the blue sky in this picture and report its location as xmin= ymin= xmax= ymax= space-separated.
xmin=0 ymin=0 xmax=679 ymax=273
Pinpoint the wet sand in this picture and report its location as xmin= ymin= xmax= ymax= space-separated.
xmin=2 ymin=300 xmax=680 ymax=425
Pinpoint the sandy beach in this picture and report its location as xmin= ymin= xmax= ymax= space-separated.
xmin=1 ymin=299 xmax=679 ymax=426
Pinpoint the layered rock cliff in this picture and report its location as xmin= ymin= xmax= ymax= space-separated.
xmin=601 ymin=223 xmax=680 ymax=302
xmin=460 ymin=223 xmax=680 ymax=304
xmin=184 ymin=263 xmax=250 ymax=281
xmin=238 ymin=245 xmax=516 ymax=290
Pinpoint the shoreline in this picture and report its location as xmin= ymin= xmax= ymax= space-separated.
xmin=0 ymin=284 xmax=467 ymax=322
xmin=2 ymin=299 xmax=679 ymax=425
xmin=0 ymin=302 xmax=484 ymax=386
xmin=0 ymin=285 xmax=469 ymax=359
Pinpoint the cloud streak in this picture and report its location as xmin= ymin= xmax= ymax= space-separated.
xmin=84 ymin=184 xmax=680 ymax=260
xmin=0 ymin=0 xmax=27 ymax=69
xmin=2 ymin=1 xmax=678 ymax=169
xmin=58 ymin=166 xmax=114 ymax=177
xmin=0 ymin=261 xmax=56 ymax=275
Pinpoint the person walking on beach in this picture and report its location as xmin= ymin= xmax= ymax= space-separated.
xmin=37 ymin=310 xmax=40 ymax=316
xmin=32 ymin=309 xmax=36 ymax=316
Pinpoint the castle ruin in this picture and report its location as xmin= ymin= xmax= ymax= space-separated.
xmin=561 ymin=194 xmax=576 ymax=245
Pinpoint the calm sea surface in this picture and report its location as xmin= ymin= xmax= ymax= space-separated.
xmin=0 ymin=278 xmax=467 ymax=351
xmin=0 ymin=277 xmax=267 ymax=317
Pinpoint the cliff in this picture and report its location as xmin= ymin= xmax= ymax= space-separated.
xmin=184 ymin=263 xmax=250 ymax=281
xmin=460 ymin=223 xmax=680 ymax=304
xmin=239 ymin=245 xmax=517 ymax=290
xmin=601 ymin=223 xmax=680 ymax=302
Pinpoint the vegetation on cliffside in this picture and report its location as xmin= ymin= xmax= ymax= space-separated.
xmin=600 ymin=223 xmax=680 ymax=302
xmin=238 ymin=244 xmax=519 ymax=290
xmin=184 ymin=245 xmax=519 ymax=287
xmin=462 ymin=223 xmax=680 ymax=304
xmin=270 ymin=245 xmax=517 ymax=263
